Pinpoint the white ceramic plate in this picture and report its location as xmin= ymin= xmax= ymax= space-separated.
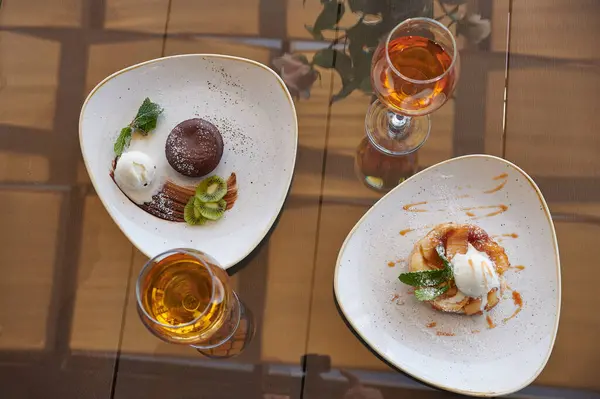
xmin=335 ymin=155 xmax=561 ymax=397
xmin=80 ymin=54 xmax=297 ymax=268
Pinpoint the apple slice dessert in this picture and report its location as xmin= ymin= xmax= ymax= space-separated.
xmin=400 ymin=223 xmax=510 ymax=315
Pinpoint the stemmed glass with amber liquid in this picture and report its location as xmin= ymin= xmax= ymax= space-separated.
xmin=366 ymin=17 xmax=459 ymax=155
xmin=136 ymin=249 xmax=254 ymax=358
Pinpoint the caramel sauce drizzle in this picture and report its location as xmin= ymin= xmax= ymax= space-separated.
xmin=503 ymin=290 xmax=523 ymax=323
xmin=426 ymin=322 xmax=437 ymax=328
xmin=508 ymin=265 xmax=526 ymax=271
xmin=486 ymin=314 xmax=496 ymax=329
xmin=436 ymin=331 xmax=455 ymax=336
xmin=402 ymin=201 xmax=428 ymax=212
xmin=463 ymin=204 xmax=508 ymax=219
xmin=468 ymin=259 xmax=475 ymax=274
xmin=399 ymin=224 xmax=434 ymax=236
xmin=482 ymin=262 xmax=489 ymax=288
xmin=492 ymin=233 xmax=519 ymax=243
xmin=484 ymin=180 xmax=507 ymax=194
xmin=386 ymin=258 xmax=405 ymax=267
xmin=482 ymin=173 xmax=509 ymax=194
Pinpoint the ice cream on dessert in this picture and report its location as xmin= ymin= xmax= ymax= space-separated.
xmin=114 ymin=150 xmax=158 ymax=204
xmin=403 ymin=223 xmax=510 ymax=315
xmin=452 ymin=243 xmax=501 ymax=310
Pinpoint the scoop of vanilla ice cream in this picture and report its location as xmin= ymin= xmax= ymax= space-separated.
xmin=452 ymin=243 xmax=500 ymax=298
xmin=114 ymin=151 xmax=156 ymax=190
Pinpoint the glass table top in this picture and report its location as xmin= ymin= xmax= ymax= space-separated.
xmin=1 ymin=0 xmax=599 ymax=397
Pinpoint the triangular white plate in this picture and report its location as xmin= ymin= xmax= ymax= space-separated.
xmin=335 ymin=155 xmax=560 ymax=396
xmin=80 ymin=54 xmax=297 ymax=268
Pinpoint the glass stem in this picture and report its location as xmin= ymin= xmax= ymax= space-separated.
xmin=388 ymin=112 xmax=411 ymax=140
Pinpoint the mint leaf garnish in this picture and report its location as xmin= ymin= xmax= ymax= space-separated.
xmin=398 ymin=245 xmax=455 ymax=301
xmin=114 ymin=126 xmax=132 ymax=157
xmin=399 ymin=269 xmax=449 ymax=287
xmin=436 ymin=245 xmax=453 ymax=275
xmin=131 ymin=98 xmax=163 ymax=134
xmin=415 ymin=285 xmax=449 ymax=301
xmin=114 ymin=98 xmax=162 ymax=156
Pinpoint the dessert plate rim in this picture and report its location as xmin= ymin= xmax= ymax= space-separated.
xmin=79 ymin=54 xmax=298 ymax=269
xmin=334 ymin=154 xmax=561 ymax=397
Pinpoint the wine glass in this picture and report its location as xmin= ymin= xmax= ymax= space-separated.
xmin=136 ymin=248 xmax=254 ymax=358
xmin=366 ymin=17 xmax=459 ymax=155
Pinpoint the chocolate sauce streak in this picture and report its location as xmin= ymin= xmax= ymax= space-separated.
xmin=111 ymin=172 xmax=238 ymax=222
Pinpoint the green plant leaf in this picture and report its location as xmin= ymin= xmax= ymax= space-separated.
xmin=358 ymin=76 xmax=372 ymax=93
xmin=398 ymin=268 xmax=450 ymax=287
xmin=312 ymin=49 xmax=353 ymax=80
xmin=415 ymin=285 xmax=449 ymax=301
xmin=304 ymin=25 xmax=324 ymax=40
xmin=114 ymin=126 xmax=132 ymax=157
xmin=346 ymin=20 xmax=385 ymax=50
xmin=131 ymin=98 xmax=163 ymax=134
xmin=113 ymin=98 xmax=162 ymax=156
xmin=312 ymin=48 xmax=336 ymax=68
xmin=311 ymin=0 xmax=345 ymax=39
xmin=330 ymin=78 xmax=360 ymax=103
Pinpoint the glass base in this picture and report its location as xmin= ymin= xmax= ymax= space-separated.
xmin=193 ymin=295 xmax=255 ymax=359
xmin=355 ymin=136 xmax=418 ymax=193
xmin=365 ymin=100 xmax=430 ymax=155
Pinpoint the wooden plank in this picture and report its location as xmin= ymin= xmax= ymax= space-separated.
xmin=69 ymin=194 xmax=134 ymax=352
xmin=509 ymin=0 xmax=600 ymax=60
xmin=505 ymin=0 xmax=600 ymax=390
xmin=0 ymin=190 xmax=62 ymax=349
xmin=535 ymin=217 xmax=600 ymax=390
xmin=505 ymin=0 xmax=600 ymax=179
xmin=164 ymin=36 xmax=272 ymax=61
xmin=86 ymin=40 xmax=165 ymax=93
xmin=168 ymin=0 xmax=260 ymax=35
xmin=0 ymin=151 xmax=50 ymax=182
xmin=287 ymin=0 xmax=347 ymax=40
xmin=0 ymin=32 xmax=59 ymax=183
xmin=0 ymin=0 xmax=82 ymax=27
xmin=0 ymin=32 xmax=60 ymax=131
xmin=104 ymin=0 xmax=170 ymax=33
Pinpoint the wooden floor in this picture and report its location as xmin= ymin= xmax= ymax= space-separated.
xmin=1 ymin=0 xmax=600 ymax=397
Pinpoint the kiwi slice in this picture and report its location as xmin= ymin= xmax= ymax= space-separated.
xmin=193 ymin=197 xmax=203 ymax=219
xmin=197 ymin=199 xmax=227 ymax=221
xmin=196 ymin=176 xmax=227 ymax=202
xmin=184 ymin=197 xmax=207 ymax=226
